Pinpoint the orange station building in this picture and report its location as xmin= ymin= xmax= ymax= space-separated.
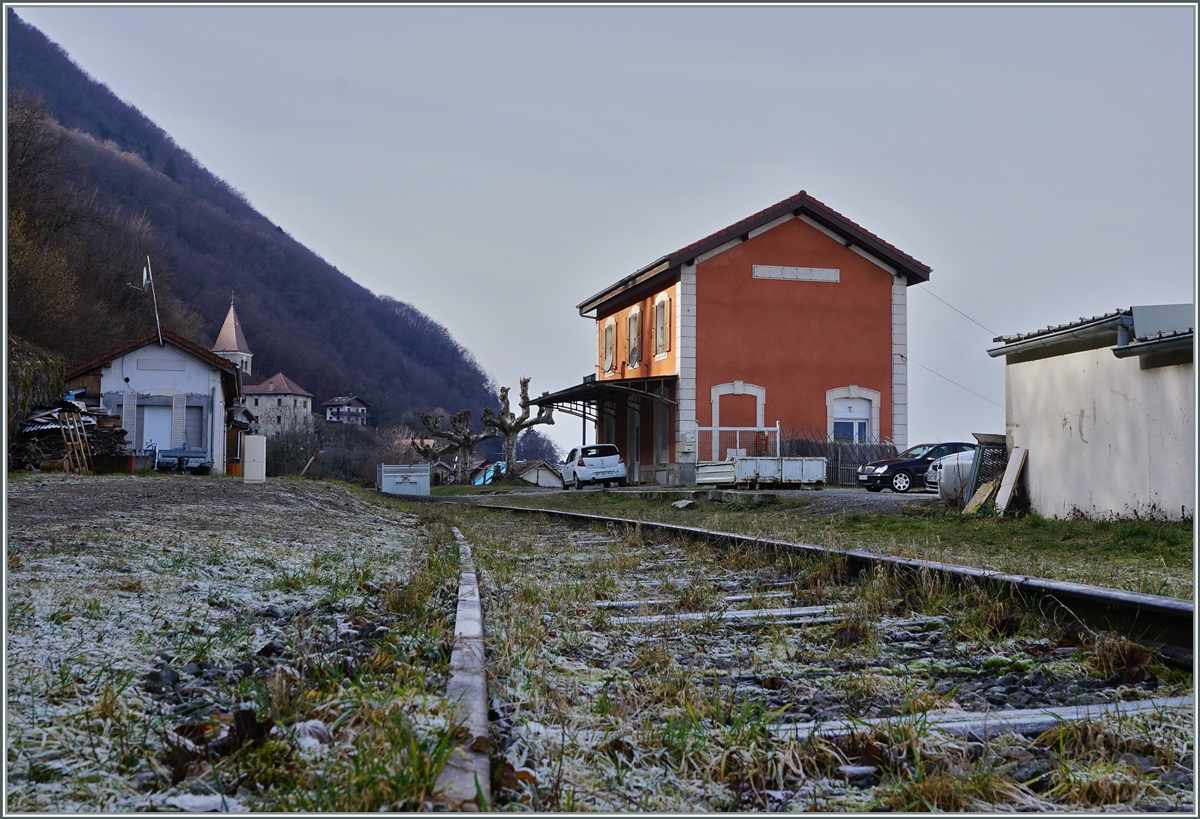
xmin=533 ymin=190 xmax=931 ymax=486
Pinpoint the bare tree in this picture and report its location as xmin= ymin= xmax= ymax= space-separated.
xmin=409 ymin=413 xmax=456 ymax=478
xmin=419 ymin=409 xmax=495 ymax=485
xmin=482 ymin=378 xmax=554 ymax=481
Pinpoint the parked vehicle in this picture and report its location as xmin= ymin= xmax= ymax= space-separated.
xmin=561 ymin=444 xmax=627 ymax=489
xmin=856 ymin=441 xmax=976 ymax=493
xmin=929 ymin=449 xmax=977 ymax=505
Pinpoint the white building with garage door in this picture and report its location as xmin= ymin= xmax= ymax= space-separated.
xmin=65 ymin=328 xmax=243 ymax=474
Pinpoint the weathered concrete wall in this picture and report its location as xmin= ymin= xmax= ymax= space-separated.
xmin=1005 ymin=348 xmax=1193 ymax=520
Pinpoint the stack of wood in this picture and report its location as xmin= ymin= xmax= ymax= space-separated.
xmin=7 ymin=404 xmax=130 ymax=471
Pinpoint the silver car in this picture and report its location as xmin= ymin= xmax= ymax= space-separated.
xmin=561 ymin=444 xmax=627 ymax=490
xmin=928 ymin=449 xmax=976 ymax=504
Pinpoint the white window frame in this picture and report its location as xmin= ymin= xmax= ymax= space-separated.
xmin=627 ymin=307 xmax=641 ymax=369
xmin=603 ymin=318 xmax=616 ymax=373
xmin=654 ymin=293 xmax=671 ymax=359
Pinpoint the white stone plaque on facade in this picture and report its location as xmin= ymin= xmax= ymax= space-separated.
xmin=752 ymin=265 xmax=840 ymax=282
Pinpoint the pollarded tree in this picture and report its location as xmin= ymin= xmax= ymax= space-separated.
xmin=409 ymin=415 xmax=457 ymax=477
xmin=482 ymin=378 xmax=554 ymax=481
xmin=419 ymin=409 xmax=496 ymax=485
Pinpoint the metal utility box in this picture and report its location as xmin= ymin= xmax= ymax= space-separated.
xmin=696 ymin=456 xmax=826 ymax=487
xmin=243 ymin=435 xmax=266 ymax=484
xmin=378 ymin=464 xmax=430 ymax=496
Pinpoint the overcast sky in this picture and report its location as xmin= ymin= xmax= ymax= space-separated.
xmin=13 ymin=5 xmax=1196 ymax=454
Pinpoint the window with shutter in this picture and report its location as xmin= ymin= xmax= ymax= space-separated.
xmin=603 ymin=320 xmax=616 ymax=372
xmin=627 ymin=309 xmax=640 ymax=367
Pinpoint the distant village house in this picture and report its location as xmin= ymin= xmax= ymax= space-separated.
xmin=245 ymin=372 xmax=315 ymax=437
xmin=323 ymin=395 xmax=370 ymax=425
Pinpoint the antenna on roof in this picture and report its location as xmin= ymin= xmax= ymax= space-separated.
xmin=147 ymin=256 xmax=163 ymax=346
xmin=127 ymin=257 xmax=164 ymax=345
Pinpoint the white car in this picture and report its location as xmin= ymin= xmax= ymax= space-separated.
xmin=928 ymin=449 xmax=976 ymax=504
xmin=561 ymin=444 xmax=627 ymax=490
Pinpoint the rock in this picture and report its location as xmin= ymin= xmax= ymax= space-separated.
xmin=180 ymin=663 xmax=202 ymax=677
xmin=143 ymin=664 xmax=180 ymax=695
xmin=1181 ymin=752 xmax=1194 ymax=771
xmin=253 ymin=604 xmax=283 ymax=619
xmin=165 ymin=794 xmax=242 ymax=812
xmin=1009 ymin=758 xmax=1054 ymax=791
xmin=671 ymin=500 xmax=695 ymax=509
xmin=256 ymin=638 xmax=286 ymax=658
xmin=1160 ymin=766 xmax=1193 ymax=789
xmin=1116 ymin=753 xmax=1158 ymax=775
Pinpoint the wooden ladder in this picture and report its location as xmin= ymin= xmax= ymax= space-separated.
xmin=59 ymin=411 xmax=94 ymax=475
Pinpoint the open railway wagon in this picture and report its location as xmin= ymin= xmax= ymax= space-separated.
xmin=695 ymin=423 xmax=827 ymax=487
xmin=696 ymin=456 xmax=827 ymax=488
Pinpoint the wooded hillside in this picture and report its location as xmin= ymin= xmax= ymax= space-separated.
xmin=6 ymin=10 xmax=497 ymax=426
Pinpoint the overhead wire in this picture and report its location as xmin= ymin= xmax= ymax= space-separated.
xmin=916 ymin=287 xmax=998 ymax=336
xmin=895 ymin=353 xmax=1004 ymax=410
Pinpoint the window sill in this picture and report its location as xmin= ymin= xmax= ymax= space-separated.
xmin=654 ymin=353 xmax=669 ymax=362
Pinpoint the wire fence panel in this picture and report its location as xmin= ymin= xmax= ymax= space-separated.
xmin=696 ymin=427 xmax=780 ymax=462
xmin=778 ymin=427 xmax=898 ymax=486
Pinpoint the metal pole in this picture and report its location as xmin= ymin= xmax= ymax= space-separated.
xmin=582 ymin=404 xmax=586 ymax=445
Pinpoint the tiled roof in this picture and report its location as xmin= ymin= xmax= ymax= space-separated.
xmin=244 ymin=372 xmax=313 ymax=397
xmin=322 ymin=395 xmax=370 ymax=407
xmin=66 ymin=329 xmax=239 ymax=382
xmin=992 ymin=309 xmax=1128 ymax=344
xmin=211 ymin=304 xmax=251 ymax=354
xmin=667 ymin=190 xmax=931 ymax=275
xmin=578 ymin=189 xmax=931 ymax=314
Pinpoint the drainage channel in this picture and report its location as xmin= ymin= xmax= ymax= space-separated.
xmin=457 ymin=512 xmax=1194 ymax=812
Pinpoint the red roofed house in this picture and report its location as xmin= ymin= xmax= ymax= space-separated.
xmin=65 ymin=328 xmax=243 ymax=474
xmin=244 ymin=372 xmax=315 ymax=437
xmin=535 ymin=190 xmax=930 ymax=486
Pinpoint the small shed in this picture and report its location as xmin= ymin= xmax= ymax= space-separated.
xmin=987 ymin=304 xmax=1193 ymax=520
xmin=514 ymin=459 xmax=564 ymax=488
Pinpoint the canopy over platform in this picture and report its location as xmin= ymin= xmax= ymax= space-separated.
xmin=528 ymin=378 xmax=676 ymax=423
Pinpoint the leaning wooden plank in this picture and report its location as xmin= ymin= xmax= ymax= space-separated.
xmin=772 ymin=696 xmax=1193 ymax=742
xmin=994 ymin=446 xmax=1028 ymax=516
xmin=963 ymin=477 xmax=1001 ymax=514
xmin=432 ymin=528 xmax=491 ymax=811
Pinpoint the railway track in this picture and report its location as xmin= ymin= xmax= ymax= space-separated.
xmin=442 ymin=504 xmax=1194 ymax=811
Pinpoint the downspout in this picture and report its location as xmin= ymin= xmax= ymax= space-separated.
xmin=210 ymin=386 xmax=217 ymax=472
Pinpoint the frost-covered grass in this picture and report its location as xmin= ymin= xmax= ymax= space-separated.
xmin=5 ymin=475 xmax=462 ymax=812
xmin=461 ymin=510 xmax=1194 ymax=812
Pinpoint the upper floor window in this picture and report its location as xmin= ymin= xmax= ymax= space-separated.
xmin=627 ymin=309 xmax=641 ymax=368
xmin=603 ymin=319 xmax=616 ymax=372
xmin=654 ymin=294 xmax=671 ymax=356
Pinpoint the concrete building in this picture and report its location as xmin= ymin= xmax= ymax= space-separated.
xmin=987 ymin=304 xmax=1194 ymax=520
xmin=532 ymin=190 xmax=930 ymax=485
xmin=244 ymin=372 xmax=315 ymax=437
xmin=64 ymin=329 xmax=242 ymax=473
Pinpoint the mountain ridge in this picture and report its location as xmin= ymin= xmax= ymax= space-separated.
xmin=6 ymin=9 xmax=498 ymax=426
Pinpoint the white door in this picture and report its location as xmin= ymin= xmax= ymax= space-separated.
xmin=142 ymin=406 xmax=172 ymax=450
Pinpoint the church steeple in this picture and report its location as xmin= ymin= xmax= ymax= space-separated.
xmin=211 ymin=300 xmax=253 ymax=376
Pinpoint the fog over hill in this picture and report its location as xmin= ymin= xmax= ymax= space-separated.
xmin=6 ymin=9 xmax=497 ymax=427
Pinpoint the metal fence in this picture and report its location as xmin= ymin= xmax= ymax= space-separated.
xmin=779 ymin=427 xmax=898 ymax=486
xmin=696 ymin=426 xmax=781 ymax=462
